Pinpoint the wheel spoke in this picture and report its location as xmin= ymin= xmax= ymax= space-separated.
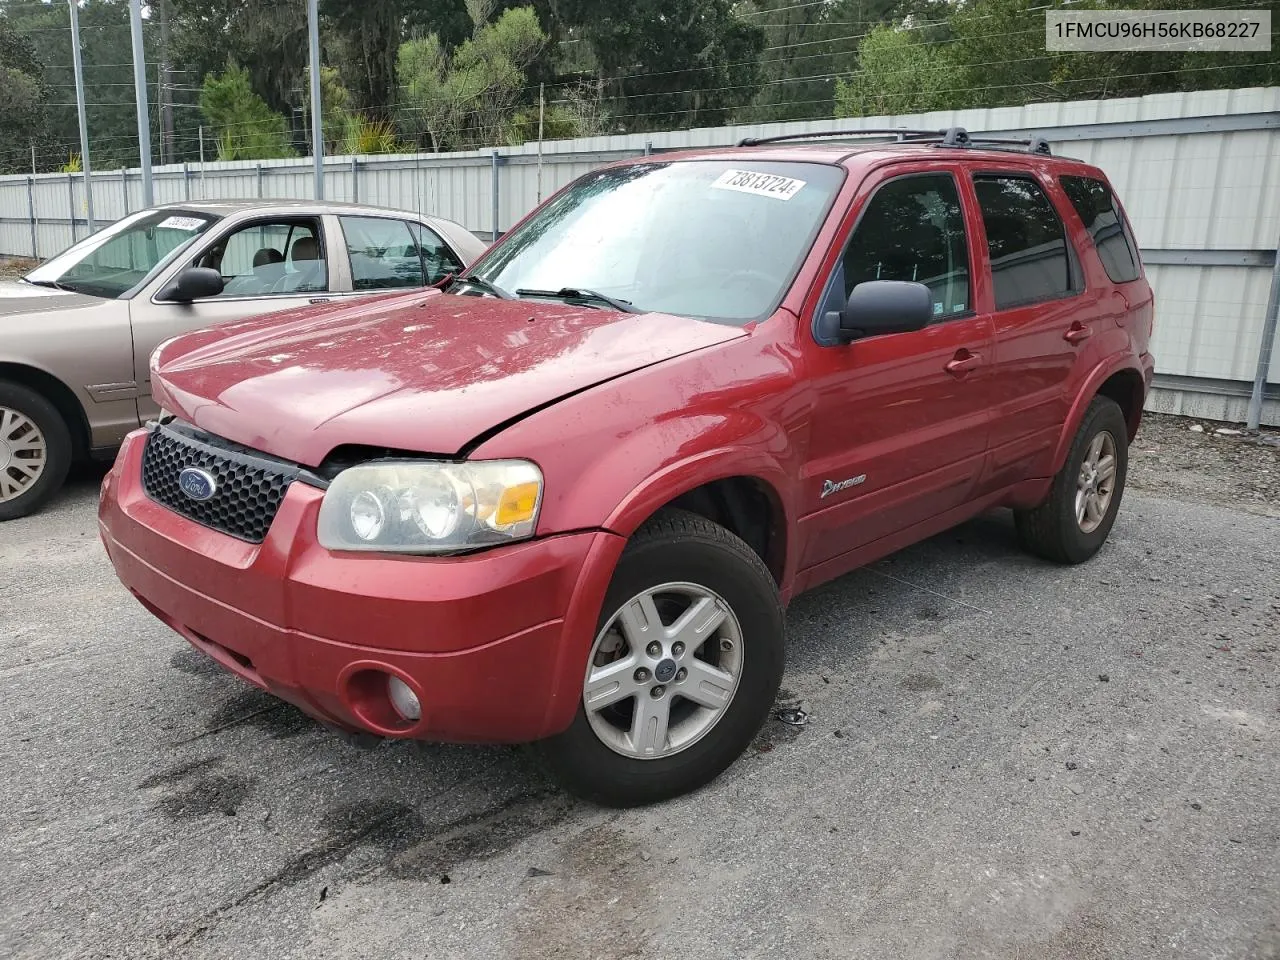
xmin=1074 ymin=487 xmax=1087 ymax=524
xmin=629 ymin=691 xmax=672 ymax=756
xmin=1087 ymin=433 xmax=1105 ymax=466
xmin=11 ymin=459 xmax=42 ymax=480
xmin=10 ymin=432 xmax=44 ymax=451
xmin=0 ymin=409 xmax=18 ymax=441
xmin=667 ymin=595 xmax=727 ymax=651
xmin=1096 ymin=454 xmax=1116 ymax=483
xmin=1085 ymin=492 xmax=1103 ymax=524
xmin=616 ymin=592 xmax=663 ymax=650
xmin=679 ymin=658 xmax=735 ymax=711
xmin=0 ymin=471 xmax=19 ymax=499
xmin=583 ymin=654 xmax=641 ymax=712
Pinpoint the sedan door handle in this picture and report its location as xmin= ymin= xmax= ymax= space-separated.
xmin=944 ymin=350 xmax=983 ymax=376
xmin=1064 ymin=322 xmax=1092 ymax=344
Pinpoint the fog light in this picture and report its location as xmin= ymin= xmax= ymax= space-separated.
xmin=387 ymin=675 xmax=421 ymax=721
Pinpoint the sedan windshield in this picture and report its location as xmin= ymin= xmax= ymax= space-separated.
xmin=25 ymin=209 xmax=218 ymax=300
xmin=470 ymin=160 xmax=845 ymax=322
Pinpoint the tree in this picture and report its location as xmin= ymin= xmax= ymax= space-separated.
xmin=0 ymin=13 xmax=50 ymax=174
xmin=302 ymin=66 xmax=353 ymax=151
xmin=397 ymin=5 xmax=547 ymax=150
xmin=834 ymin=23 xmax=966 ymax=117
xmin=554 ymin=0 xmax=765 ymax=132
xmin=200 ymin=64 xmax=294 ymax=160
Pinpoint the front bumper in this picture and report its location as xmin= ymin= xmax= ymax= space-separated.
xmin=98 ymin=430 xmax=625 ymax=743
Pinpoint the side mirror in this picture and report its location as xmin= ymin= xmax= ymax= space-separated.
xmin=158 ymin=267 xmax=224 ymax=303
xmin=835 ymin=280 xmax=933 ymax=340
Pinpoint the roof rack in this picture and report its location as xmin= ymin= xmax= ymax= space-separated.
xmin=737 ymin=126 xmax=1053 ymax=156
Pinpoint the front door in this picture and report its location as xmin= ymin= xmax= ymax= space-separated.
xmin=797 ymin=167 xmax=995 ymax=572
xmin=129 ymin=216 xmax=332 ymax=422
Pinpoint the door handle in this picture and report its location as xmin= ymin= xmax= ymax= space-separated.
xmin=1064 ymin=322 xmax=1092 ymax=344
xmin=944 ymin=350 xmax=983 ymax=376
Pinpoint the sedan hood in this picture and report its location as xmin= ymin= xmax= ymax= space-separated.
xmin=153 ymin=290 xmax=747 ymax=466
xmin=0 ymin=280 xmax=104 ymax=315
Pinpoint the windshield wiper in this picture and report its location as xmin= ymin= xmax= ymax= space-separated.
xmin=515 ymin=287 xmax=640 ymax=313
xmin=446 ymin=274 xmax=516 ymax=300
xmin=22 ymin=278 xmax=74 ymax=293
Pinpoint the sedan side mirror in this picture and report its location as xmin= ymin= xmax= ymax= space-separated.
xmin=159 ymin=266 xmax=224 ymax=303
xmin=836 ymin=280 xmax=933 ymax=341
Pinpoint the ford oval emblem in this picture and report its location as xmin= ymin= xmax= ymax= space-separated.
xmin=178 ymin=467 xmax=217 ymax=502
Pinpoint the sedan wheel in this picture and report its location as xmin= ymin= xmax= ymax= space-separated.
xmin=0 ymin=407 xmax=48 ymax=504
xmin=0 ymin=382 xmax=71 ymax=522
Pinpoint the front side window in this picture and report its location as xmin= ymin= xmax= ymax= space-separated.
xmin=409 ymin=221 xmax=463 ymax=285
xmin=342 ymin=216 xmax=427 ymax=290
xmin=470 ymin=160 xmax=846 ymax=323
xmin=1060 ymin=175 xmax=1142 ymax=283
xmin=24 ymin=210 xmax=218 ymax=299
xmin=195 ymin=219 xmax=327 ymax=296
xmin=974 ymin=175 xmax=1075 ymax=310
xmin=834 ymin=173 xmax=971 ymax=321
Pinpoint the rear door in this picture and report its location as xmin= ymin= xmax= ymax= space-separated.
xmin=968 ymin=172 xmax=1097 ymax=487
xmin=130 ymin=215 xmax=332 ymax=421
xmin=797 ymin=165 xmax=996 ymax=571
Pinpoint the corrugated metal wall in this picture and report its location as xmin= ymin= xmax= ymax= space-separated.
xmin=2 ymin=87 xmax=1278 ymax=421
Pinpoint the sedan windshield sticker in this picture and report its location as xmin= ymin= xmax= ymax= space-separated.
xmin=156 ymin=215 xmax=205 ymax=231
xmin=711 ymin=169 xmax=807 ymax=201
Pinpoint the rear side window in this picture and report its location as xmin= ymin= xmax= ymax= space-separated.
xmin=341 ymin=216 xmax=426 ymax=290
xmin=974 ymin=175 xmax=1075 ymax=310
xmin=839 ymin=173 xmax=971 ymax=320
xmin=1060 ymin=176 xmax=1142 ymax=283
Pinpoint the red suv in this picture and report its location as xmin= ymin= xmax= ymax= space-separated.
xmin=99 ymin=129 xmax=1154 ymax=806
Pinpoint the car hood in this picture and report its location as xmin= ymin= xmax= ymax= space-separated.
xmin=153 ymin=290 xmax=747 ymax=466
xmin=0 ymin=280 xmax=104 ymax=315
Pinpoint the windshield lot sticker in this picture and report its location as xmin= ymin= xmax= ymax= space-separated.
xmin=711 ymin=169 xmax=806 ymax=200
xmin=156 ymin=216 xmax=205 ymax=231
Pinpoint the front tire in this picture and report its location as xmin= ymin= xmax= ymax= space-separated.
xmin=0 ymin=382 xmax=72 ymax=522
xmin=534 ymin=509 xmax=784 ymax=807
xmin=1015 ymin=395 xmax=1129 ymax=564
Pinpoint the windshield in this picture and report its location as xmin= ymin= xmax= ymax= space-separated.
xmin=25 ymin=209 xmax=218 ymax=300
xmin=470 ymin=160 xmax=845 ymax=322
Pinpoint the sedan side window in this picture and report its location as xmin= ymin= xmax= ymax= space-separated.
xmin=408 ymin=221 xmax=463 ymax=284
xmin=197 ymin=219 xmax=328 ymax=297
xmin=830 ymin=174 xmax=971 ymax=322
xmin=340 ymin=216 xmax=427 ymax=290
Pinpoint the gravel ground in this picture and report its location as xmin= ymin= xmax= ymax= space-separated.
xmin=1 ymin=429 xmax=1278 ymax=958
xmin=0 ymin=258 xmax=35 ymax=280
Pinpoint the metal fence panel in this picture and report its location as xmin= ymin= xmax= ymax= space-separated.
xmin=1 ymin=86 xmax=1277 ymax=415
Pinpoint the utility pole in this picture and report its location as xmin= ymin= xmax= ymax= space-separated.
xmin=159 ymin=0 xmax=174 ymax=165
xmin=128 ymin=0 xmax=153 ymax=206
xmin=31 ymin=144 xmax=37 ymax=176
xmin=306 ymin=0 xmax=324 ymax=200
xmin=68 ymin=0 xmax=95 ymax=231
xmin=536 ymin=82 xmax=545 ymax=202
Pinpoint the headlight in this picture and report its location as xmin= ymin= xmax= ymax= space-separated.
xmin=317 ymin=460 xmax=543 ymax=554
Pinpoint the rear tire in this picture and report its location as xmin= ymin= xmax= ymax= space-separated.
xmin=1015 ymin=396 xmax=1128 ymax=564
xmin=533 ymin=509 xmax=784 ymax=807
xmin=0 ymin=381 xmax=72 ymax=521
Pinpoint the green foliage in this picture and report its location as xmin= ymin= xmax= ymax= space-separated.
xmin=301 ymin=66 xmax=354 ymax=150
xmin=556 ymin=0 xmax=766 ymax=132
xmin=201 ymin=64 xmax=295 ymax=160
xmin=397 ymin=6 xmax=547 ymax=150
xmin=835 ymin=24 xmax=967 ymax=117
xmin=61 ymin=153 xmax=83 ymax=174
xmin=337 ymin=117 xmax=406 ymax=155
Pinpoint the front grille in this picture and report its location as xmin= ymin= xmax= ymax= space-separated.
xmin=141 ymin=423 xmax=301 ymax=542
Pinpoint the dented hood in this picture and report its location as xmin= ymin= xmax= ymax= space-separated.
xmin=152 ymin=290 xmax=746 ymax=466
